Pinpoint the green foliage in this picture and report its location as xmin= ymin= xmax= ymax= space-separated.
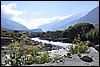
xmin=68 ymin=34 xmax=89 ymax=54
xmin=36 ymin=51 xmax=52 ymax=64
xmin=86 ymin=28 xmax=99 ymax=45
xmin=41 ymin=30 xmax=62 ymax=38
xmin=1 ymin=30 xmax=24 ymax=38
xmin=26 ymin=45 xmax=41 ymax=56
xmin=61 ymin=22 xmax=94 ymax=40
xmin=1 ymin=41 xmax=52 ymax=66
xmin=5 ymin=41 xmax=27 ymax=66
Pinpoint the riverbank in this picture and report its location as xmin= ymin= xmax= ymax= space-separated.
xmin=39 ymin=37 xmax=73 ymax=43
xmin=31 ymin=37 xmax=99 ymax=52
xmin=31 ymin=38 xmax=73 ymax=47
xmin=1 ymin=37 xmax=99 ymax=66
xmin=27 ymin=47 xmax=99 ymax=66
xmin=29 ymin=38 xmax=99 ymax=66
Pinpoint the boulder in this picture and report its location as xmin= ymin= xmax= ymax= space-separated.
xmin=34 ymin=41 xmax=39 ymax=45
xmin=94 ymin=45 xmax=99 ymax=52
xmin=85 ymin=41 xmax=92 ymax=47
xmin=80 ymin=56 xmax=93 ymax=62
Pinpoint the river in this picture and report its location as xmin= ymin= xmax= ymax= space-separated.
xmin=2 ymin=37 xmax=73 ymax=65
xmin=31 ymin=37 xmax=72 ymax=48
xmin=31 ymin=37 xmax=74 ymax=56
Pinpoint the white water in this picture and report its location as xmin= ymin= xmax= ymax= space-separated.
xmin=2 ymin=38 xmax=73 ymax=65
xmin=31 ymin=37 xmax=74 ymax=56
xmin=31 ymin=37 xmax=72 ymax=48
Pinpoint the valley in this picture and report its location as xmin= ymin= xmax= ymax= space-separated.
xmin=1 ymin=1 xmax=99 ymax=66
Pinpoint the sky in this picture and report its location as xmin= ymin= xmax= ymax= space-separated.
xmin=1 ymin=1 xmax=99 ymax=29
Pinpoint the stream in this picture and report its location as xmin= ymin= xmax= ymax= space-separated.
xmin=31 ymin=37 xmax=74 ymax=56
xmin=31 ymin=37 xmax=72 ymax=48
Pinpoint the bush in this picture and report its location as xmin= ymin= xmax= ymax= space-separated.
xmin=36 ymin=51 xmax=52 ymax=64
xmin=1 ymin=41 xmax=53 ymax=66
xmin=86 ymin=28 xmax=99 ymax=45
xmin=68 ymin=34 xmax=89 ymax=54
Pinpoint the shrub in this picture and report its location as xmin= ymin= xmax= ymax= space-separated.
xmin=36 ymin=51 xmax=52 ymax=64
xmin=68 ymin=34 xmax=89 ymax=54
xmin=1 ymin=41 xmax=53 ymax=66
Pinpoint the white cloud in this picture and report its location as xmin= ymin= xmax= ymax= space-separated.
xmin=12 ymin=15 xmax=71 ymax=29
xmin=1 ymin=3 xmax=23 ymax=19
xmin=1 ymin=3 xmax=71 ymax=29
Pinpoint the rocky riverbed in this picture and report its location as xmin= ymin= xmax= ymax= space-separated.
xmin=26 ymin=38 xmax=99 ymax=66
xmin=2 ymin=37 xmax=99 ymax=66
xmin=28 ymin=47 xmax=99 ymax=66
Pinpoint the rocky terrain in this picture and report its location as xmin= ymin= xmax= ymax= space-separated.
xmin=28 ymin=47 xmax=99 ymax=66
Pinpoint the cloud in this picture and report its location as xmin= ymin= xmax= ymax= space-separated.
xmin=1 ymin=3 xmax=71 ymax=29
xmin=1 ymin=3 xmax=23 ymax=19
xmin=13 ymin=15 xmax=71 ymax=29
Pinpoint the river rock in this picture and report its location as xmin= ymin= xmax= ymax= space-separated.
xmin=34 ymin=41 xmax=39 ymax=45
xmin=85 ymin=41 xmax=92 ymax=47
xmin=59 ymin=59 xmax=64 ymax=62
xmin=94 ymin=45 xmax=99 ymax=52
xmin=67 ymin=53 xmax=71 ymax=57
xmin=80 ymin=56 xmax=93 ymax=62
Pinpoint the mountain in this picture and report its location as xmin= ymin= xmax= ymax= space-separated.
xmin=57 ymin=6 xmax=99 ymax=30
xmin=28 ymin=29 xmax=43 ymax=32
xmin=38 ymin=11 xmax=88 ymax=32
xmin=38 ymin=6 xmax=99 ymax=32
xmin=1 ymin=17 xmax=28 ymax=30
xmin=1 ymin=17 xmax=43 ymax=32
xmin=78 ymin=6 xmax=99 ymax=24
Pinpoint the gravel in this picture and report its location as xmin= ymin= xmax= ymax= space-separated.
xmin=29 ymin=47 xmax=99 ymax=66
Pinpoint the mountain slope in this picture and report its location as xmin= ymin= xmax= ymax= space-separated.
xmin=1 ymin=17 xmax=28 ymax=30
xmin=57 ymin=6 xmax=99 ymax=30
xmin=78 ymin=6 xmax=99 ymax=24
xmin=1 ymin=17 xmax=43 ymax=32
xmin=29 ymin=29 xmax=43 ymax=32
xmin=38 ymin=12 xmax=88 ymax=32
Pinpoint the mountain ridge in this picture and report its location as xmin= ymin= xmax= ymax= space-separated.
xmin=38 ymin=6 xmax=99 ymax=32
xmin=1 ymin=17 xmax=43 ymax=32
xmin=56 ymin=6 xmax=99 ymax=30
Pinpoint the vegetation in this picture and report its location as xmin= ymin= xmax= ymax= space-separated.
xmin=1 ymin=41 xmax=52 ymax=66
xmin=61 ymin=22 xmax=94 ymax=40
xmin=1 ymin=30 xmax=23 ymax=38
xmin=68 ymin=34 xmax=89 ymax=54
xmin=1 ymin=30 xmax=52 ymax=66
xmin=86 ymin=27 xmax=99 ymax=45
xmin=1 ymin=22 xmax=99 ymax=66
xmin=39 ymin=22 xmax=99 ymax=45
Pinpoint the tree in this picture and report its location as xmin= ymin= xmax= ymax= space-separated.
xmin=86 ymin=28 xmax=99 ymax=45
xmin=62 ymin=22 xmax=94 ymax=40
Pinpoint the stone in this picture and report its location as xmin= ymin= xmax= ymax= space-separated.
xmin=80 ymin=56 xmax=93 ymax=62
xmin=77 ymin=54 xmax=81 ymax=57
xmin=94 ymin=45 xmax=99 ymax=52
xmin=56 ymin=61 xmax=59 ymax=63
xmin=59 ymin=59 xmax=63 ymax=62
xmin=67 ymin=53 xmax=71 ymax=57
xmin=85 ymin=41 xmax=92 ymax=47
xmin=68 ymin=56 xmax=72 ymax=58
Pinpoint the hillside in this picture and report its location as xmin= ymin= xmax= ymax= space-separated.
xmin=38 ymin=12 xmax=88 ymax=32
xmin=58 ymin=6 xmax=99 ymax=30
xmin=38 ymin=6 xmax=99 ymax=31
xmin=1 ymin=17 xmax=28 ymax=30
